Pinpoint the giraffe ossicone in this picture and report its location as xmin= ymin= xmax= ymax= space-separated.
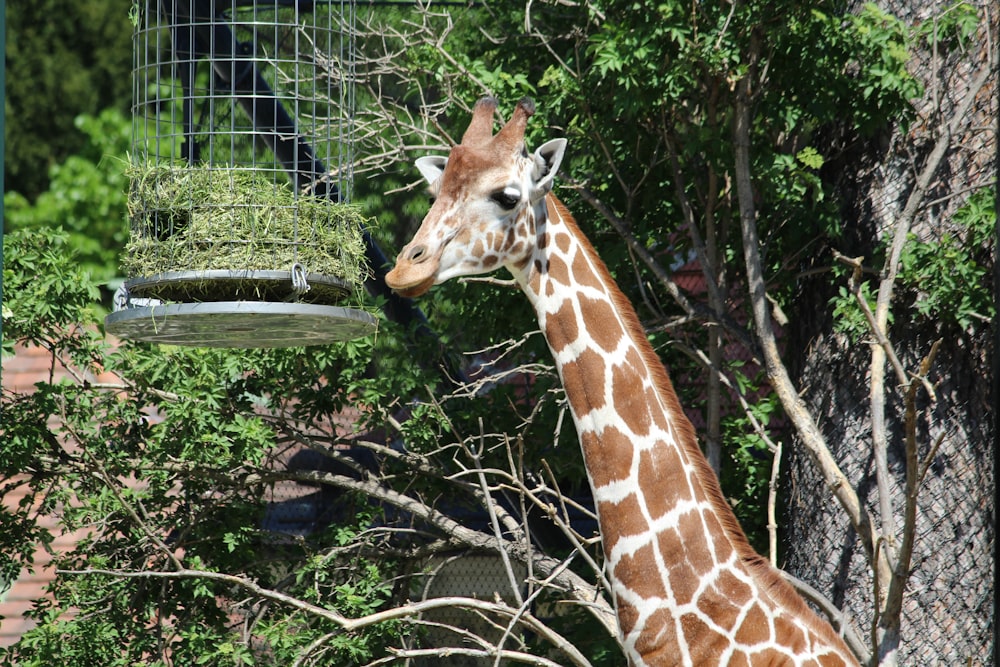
xmin=386 ymin=97 xmax=859 ymax=667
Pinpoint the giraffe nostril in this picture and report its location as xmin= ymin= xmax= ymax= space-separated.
xmin=407 ymin=244 xmax=428 ymax=263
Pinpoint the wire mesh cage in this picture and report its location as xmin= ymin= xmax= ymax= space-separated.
xmin=416 ymin=553 xmax=528 ymax=667
xmin=106 ymin=0 xmax=376 ymax=347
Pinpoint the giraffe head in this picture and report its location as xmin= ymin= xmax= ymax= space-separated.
xmin=385 ymin=97 xmax=567 ymax=297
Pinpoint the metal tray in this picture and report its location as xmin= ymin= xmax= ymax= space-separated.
xmin=105 ymin=301 xmax=377 ymax=348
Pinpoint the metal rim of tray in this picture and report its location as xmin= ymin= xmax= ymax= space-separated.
xmin=123 ymin=269 xmax=354 ymax=304
xmin=105 ymin=301 xmax=377 ymax=348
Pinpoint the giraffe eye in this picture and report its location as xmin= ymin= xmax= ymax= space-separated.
xmin=491 ymin=188 xmax=521 ymax=210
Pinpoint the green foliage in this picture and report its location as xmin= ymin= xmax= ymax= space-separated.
xmin=898 ymin=188 xmax=996 ymax=330
xmin=4 ymin=0 xmax=133 ymax=198
xmin=4 ymin=109 xmax=131 ymax=288
xmin=720 ymin=374 xmax=781 ymax=554
xmin=1 ymin=227 xmax=101 ymax=356
xmin=830 ymin=278 xmax=887 ymax=343
xmin=913 ymin=1 xmax=981 ymax=51
xmin=830 ymin=188 xmax=995 ymax=340
xmin=0 ymin=228 xmax=429 ymax=666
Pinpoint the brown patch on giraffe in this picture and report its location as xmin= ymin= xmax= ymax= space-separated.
xmin=580 ymin=426 xmax=635 ymax=488
xmin=658 ymin=523 xmax=683 ymax=559
xmin=710 ymin=520 xmax=736 ymax=565
xmin=680 ymin=613 xmax=727 ymax=657
xmin=616 ymin=599 xmax=639 ymax=638
xmin=633 ymin=608 xmax=679 ymax=667
xmin=543 ymin=300 xmax=579 ymax=354
xmin=727 ymin=652 xmax=751 ymax=667
xmin=482 ymin=254 xmax=499 ymax=269
xmin=546 ymin=253 xmax=571 ymax=285
xmin=614 ymin=543 xmax=668 ymax=600
xmin=560 ymin=347 xmax=607 ymax=417
xmin=455 ymin=225 xmax=473 ymax=246
xmin=819 ymin=652 xmax=850 ymax=667
xmin=734 ymin=604 xmax=770 ymax=645
xmin=597 ymin=493 xmax=647 ymax=555
xmin=578 ymin=295 xmax=622 ymax=352
xmin=649 ymin=384 xmax=672 ymax=433
xmin=611 ymin=352 xmax=653 ymax=436
xmin=714 ymin=568 xmax=753 ymax=608
xmin=676 ymin=510 xmax=714 ymax=575
xmin=623 ymin=346 xmax=643 ymax=373
xmin=571 ymin=247 xmax=604 ymax=292
xmin=636 ymin=447 xmax=686 ymax=519
xmin=696 ymin=591 xmax=741 ymax=634
xmin=748 ymin=649 xmax=790 ymax=665
xmin=554 ymin=231 xmax=572 ymax=254
xmin=667 ymin=561 xmax=700 ymax=606
xmin=773 ymin=615 xmax=808 ymax=652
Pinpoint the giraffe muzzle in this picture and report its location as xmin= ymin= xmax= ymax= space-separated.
xmin=385 ymin=243 xmax=439 ymax=298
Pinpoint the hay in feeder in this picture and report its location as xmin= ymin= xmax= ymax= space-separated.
xmin=122 ymin=165 xmax=369 ymax=304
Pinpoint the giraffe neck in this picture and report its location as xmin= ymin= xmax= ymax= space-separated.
xmin=510 ymin=194 xmax=857 ymax=667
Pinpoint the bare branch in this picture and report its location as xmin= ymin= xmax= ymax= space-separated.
xmin=781 ymin=571 xmax=872 ymax=666
xmin=733 ymin=54 xmax=876 ymax=566
xmin=866 ymin=59 xmax=992 ymax=667
xmin=57 ymin=565 xmax=587 ymax=666
xmin=767 ymin=441 xmax=782 ymax=568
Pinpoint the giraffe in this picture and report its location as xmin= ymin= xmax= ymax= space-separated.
xmin=385 ymin=97 xmax=859 ymax=667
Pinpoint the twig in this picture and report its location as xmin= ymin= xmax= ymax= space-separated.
xmin=781 ymin=570 xmax=871 ymax=666
xmin=56 ymin=566 xmax=576 ymax=652
xmin=767 ymin=441 xmax=782 ymax=568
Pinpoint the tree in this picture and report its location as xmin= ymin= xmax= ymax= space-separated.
xmin=2 ymin=226 xmax=619 ymax=666
xmin=2 ymin=0 xmax=993 ymax=664
xmin=780 ymin=3 xmax=996 ymax=664
xmin=352 ymin=0 xmax=995 ymax=663
xmin=3 ymin=109 xmax=131 ymax=290
xmin=4 ymin=0 xmax=133 ymax=199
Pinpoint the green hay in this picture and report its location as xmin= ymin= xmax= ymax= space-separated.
xmin=122 ymin=165 xmax=369 ymax=303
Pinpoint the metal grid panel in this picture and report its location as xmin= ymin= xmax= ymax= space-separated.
xmin=128 ymin=0 xmax=358 ymax=280
xmin=416 ymin=554 xmax=529 ymax=667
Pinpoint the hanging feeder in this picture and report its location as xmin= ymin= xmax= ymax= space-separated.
xmin=106 ymin=0 xmax=376 ymax=347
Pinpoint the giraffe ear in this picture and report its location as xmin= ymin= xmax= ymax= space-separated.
xmin=530 ymin=139 xmax=567 ymax=200
xmin=415 ymin=155 xmax=448 ymax=187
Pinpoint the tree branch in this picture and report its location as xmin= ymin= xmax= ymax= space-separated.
xmin=732 ymin=46 xmax=876 ymax=566
xmin=866 ymin=60 xmax=992 ymax=667
xmin=56 ymin=566 xmax=589 ymax=666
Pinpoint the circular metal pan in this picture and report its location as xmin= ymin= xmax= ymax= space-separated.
xmin=125 ymin=270 xmax=354 ymax=305
xmin=105 ymin=301 xmax=377 ymax=348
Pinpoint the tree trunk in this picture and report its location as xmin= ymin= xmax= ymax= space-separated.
xmin=786 ymin=330 xmax=993 ymax=664
xmin=783 ymin=5 xmax=996 ymax=663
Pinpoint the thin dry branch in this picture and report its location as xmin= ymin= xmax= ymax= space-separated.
xmin=277 ymin=466 xmax=618 ymax=637
xmin=863 ymin=58 xmax=992 ymax=666
xmin=732 ymin=37 xmax=876 ymax=655
xmin=734 ymin=39 xmax=870 ymax=547
xmin=56 ymin=567 xmax=589 ymax=666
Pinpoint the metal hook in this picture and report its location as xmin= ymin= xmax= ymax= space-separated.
xmin=287 ymin=263 xmax=311 ymax=301
xmin=113 ymin=283 xmax=131 ymax=312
